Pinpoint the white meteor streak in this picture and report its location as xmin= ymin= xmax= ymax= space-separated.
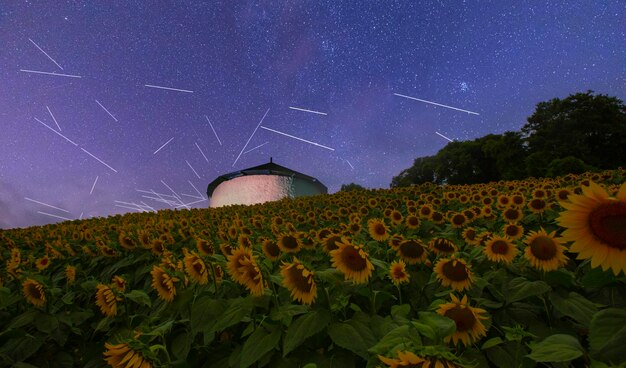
xmin=243 ymin=141 xmax=268 ymax=155
xmin=232 ymin=108 xmax=270 ymax=167
xmin=115 ymin=204 xmax=144 ymax=212
xmin=161 ymin=180 xmax=189 ymax=209
xmin=260 ymin=126 xmax=335 ymax=151
xmin=95 ymin=100 xmax=118 ymax=122
xmin=393 ymin=93 xmax=480 ymax=115
xmin=205 ymin=116 xmax=222 ymax=145
xmin=34 ymin=117 xmax=78 ymax=146
xmin=28 ymin=38 xmax=64 ymax=70
xmin=289 ymin=106 xmax=328 ymax=115
xmin=90 ymin=176 xmax=99 ymax=195
xmin=154 ymin=137 xmax=174 ymax=155
xmin=136 ymin=189 xmax=177 ymax=199
xmin=181 ymin=193 xmax=204 ymax=200
xmin=37 ymin=211 xmax=72 ymax=221
xmin=46 ymin=106 xmax=62 ymax=131
xmin=345 ymin=159 xmax=354 ymax=169
xmin=144 ymin=84 xmax=193 ymax=93
xmin=188 ymin=180 xmax=206 ymax=199
xmin=195 ymin=142 xmax=210 ymax=163
xmin=80 ymin=147 xmax=118 ymax=173
xmin=25 ymin=197 xmax=70 ymax=213
xmin=20 ymin=69 xmax=81 ymax=78
xmin=185 ymin=160 xmax=201 ymax=179
xmin=435 ymin=131 xmax=454 ymax=142
xmin=174 ymin=198 xmax=207 ymax=208
xmin=79 ymin=212 xmax=84 ymax=220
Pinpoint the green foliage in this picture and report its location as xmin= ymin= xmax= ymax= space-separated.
xmin=339 ymin=183 xmax=367 ymax=192
xmin=527 ymin=334 xmax=584 ymax=363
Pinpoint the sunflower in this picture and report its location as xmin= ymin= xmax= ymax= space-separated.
xmin=111 ymin=275 xmax=126 ymax=292
xmin=501 ymin=207 xmax=523 ymax=223
xmin=396 ymin=239 xmax=428 ymax=264
xmin=556 ymin=188 xmax=573 ymax=202
xmin=368 ymin=218 xmax=390 ymax=242
xmin=103 ymin=342 xmax=152 ymax=368
xmin=237 ymin=257 xmax=266 ymax=296
xmin=434 ymin=257 xmax=473 ymax=291
xmin=65 ymin=265 xmax=76 ymax=284
xmin=429 ymin=237 xmax=457 ymax=256
xmin=150 ymin=239 xmax=166 ymax=256
xmin=461 ymin=227 xmax=481 ymax=246
xmin=278 ymin=233 xmax=302 ymax=253
xmin=262 ymin=239 xmax=281 ymax=261
xmin=184 ymin=249 xmax=208 ymax=285
xmin=527 ymin=198 xmax=547 ymax=214
xmin=280 ymin=257 xmax=317 ymax=305
xmin=405 ymin=214 xmax=420 ymax=229
xmin=449 ymin=213 xmax=467 ymax=228
xmin=557 ymin=181 xmax=626 ymax=275
xmin=196 ymin=238 xmax=214 ymax=256
xmin=502 ymin=223 xmax=524 ymax=241
xmin=330 ymin=238 xmax=374 ymax=284
xmin=95 ymin=284 xmax=121 ymax=317
xmin=322 ymin=234 xmax=343 ymax=253
xmin=484 ymin=235 xmax=518 ymax=264
xmin=227 ymin=246 xmax=255 ymax=284
xmin=150 ymin=266 xmax=178 ymax=302
xmin=430 ymin=211 xmax=445 ymax=224
xmin=35 ymin=255 xmax=50 ymax=271
xmin=437 ymin=294 xmax=488 ymax=346
xmin=523 ymin=228 xmax=568 ymax=272
xmin=388 ymin=234 xmax=404 ymax=249
xmin=389 ymin=210 xmax=404 ymax=225
xmin=378 ymin=350 xmax=463 ymax=368
xmin=22 ymin=278 xmax=46 ymax=307
xmin=118 ymin=232 xmax=136 ymax=250
xmin=389 ymin=260 xmax=410 ymax=285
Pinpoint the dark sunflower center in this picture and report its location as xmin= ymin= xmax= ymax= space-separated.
xmin=434 ymin=239 xmax=455 ymax=253
xmin=392 ymin=266 xmax=407 ymax=279
xmin=193 ymin=262 xmax=204 ymax=274
xmin=504 ymin=209 xmax=519 ymax=220
xmin=399 ymin=240 xmax=424 ymax=258
xmin=452 ymin=215 xmax=465 ymax=225
xmin=589 ymin=202 xmax=626 ymax=250
xmin=325 ymin=236 xmax=342 ymax=252
xmin=442 ymin=261 xmax=469 ymax=281
xmin=408 ymin=216 xmax=419 ymax=226
xmin=491 ymin=240 xmax=509 ymax=254
xmin=341 ymin=247 xmax=367 ymax=271
xmin=505 ymin=225 xmax=519 ymax=237
xmin=29 ymin=285 xmax=42 ymax=299
xmin=530 ymin=236 xmax=557 ymax=260
xmin=264 ymin=241 xmax=280 ymax=257
xmin=288 ymin=266 xmax=312 ymax=292
xmin=464 ymin=229 xmax=476 ymax=240
xmin=444 ymin=305 xmax=476 ymax=332
xmin=432 ymin=213 xmax=443 ymax=221
xmin=374 ymin=224 xmax=386 ymax=235
xmin=281 ymin=236 xmax=299 ymax=250
xmin=530 ymin=199 xmax=546 ymax=210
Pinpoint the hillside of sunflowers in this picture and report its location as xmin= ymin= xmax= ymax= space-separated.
xmin=1 ymin=170 xmax=625 ymax=368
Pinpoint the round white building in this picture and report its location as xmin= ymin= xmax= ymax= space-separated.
xmin=206 ymin=159 xmax=328 ymax=208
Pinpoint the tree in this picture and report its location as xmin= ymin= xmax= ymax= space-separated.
xmin=339 ymin=183 xmax=366 ymax=192
xmin=390 ymin=156 xmax=437 ymax=187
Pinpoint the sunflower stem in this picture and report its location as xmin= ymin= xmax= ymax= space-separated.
xmin=396 ymin=284 xmax=403 ymax=305
xmin=368 ymin=282 xmax=376 ymax=315
xmin=208 ymin=262 xmax=219 ymax=295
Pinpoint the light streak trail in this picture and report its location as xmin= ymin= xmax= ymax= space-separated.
xmin=188 ymin=180 xmax=206 ymax=199
xmin=435 ymin=131 xmax=454 ymax=142
xmin=153 ymin=137 xmax=174 ymax=155
xmin=34 ymin=117 xmax=78 ymax=146
xmin=205 ymin=116 xmax=222 ymax=145
xmin=289 ymin=106 xmax=327 ymax=115
xmin=195 ymin=142 xmax=210 ymax=163
xmin=24 ymin=197 xmax=70 ymax=213
xmin=140 ymin=201 xmax=156 ymax=211
xmin=181 ymin=193 xmax=204 ymax=200
xmin=260 ymin=126 xmax=335 ymax=151
xmin=243 ymin=141 xmax=268 ymax=155
xmin=28 ymin=38 xmax=64 ymax=70
xmin=80 ymin=147 xmax=118 ymax=173
xmin=79 ymin=212 xmax=84 ymax=220
xmin=46 ymin=106 xmax=61 ymax=131
xmin=20 ymin=69 xmax=81 ymax=78
xmin=185 ymin=160 xmax=201 ymax=179
xmin=345 ymin=159 xmax=354 ymax=169
xmin=174 ymin=198 xmax=207 ymax=208
xmin=37 ymin=211 xmax=72 ymax=221
xmin=144 ymin=84 xmax=193 ymax=93
xmin=90 ymin=176 xmax=99 ymax=195
xmin=95 ymin=100 xmax=118 ymax=122
xmin=393 ymin=93 xmax=480 ymax=115
xmin=161 ymin=180 xmax=189 ymax=209
xmin=140 ymin=195 xmax=179 ymax=206
xmin=136 ymin=189 xmax=177 ymax=198
xmin=232 ymin=108 xmax=270 ymax=167
xmin=115 ymin=204 xmax=144 ymax=212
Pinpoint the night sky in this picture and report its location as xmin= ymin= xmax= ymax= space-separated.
xmin=1 ymin=1 xmax=624 ymax=229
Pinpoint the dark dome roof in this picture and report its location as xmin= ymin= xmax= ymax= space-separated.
xmin=206 ymin=159 xmax=327 ymax=198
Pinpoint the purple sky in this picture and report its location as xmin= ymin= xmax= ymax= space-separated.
xmin=1 ymin=1 xmax=624 ymax=229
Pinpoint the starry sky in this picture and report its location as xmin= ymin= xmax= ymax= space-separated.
xmin=1 ymin=1 xmax=624 ymax=229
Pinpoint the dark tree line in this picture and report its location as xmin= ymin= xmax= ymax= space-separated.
xmin=390 ymin=91 xmax=626 ymax=187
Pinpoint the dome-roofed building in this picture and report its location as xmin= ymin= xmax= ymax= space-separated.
xmin=206 ymin=158 xmax=327 ymax=208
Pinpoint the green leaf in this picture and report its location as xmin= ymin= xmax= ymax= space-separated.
xmin=240 ymin=324 xmax=282 ymax=368
xmin=125 ymin=290 xmax=152 ymax=307
xmin=368 ymin=325 xmax=420 ymax=355
xmin=527 ymin=334 xmax=584 ymax=362
xmin=581 ymin=267 xmax=616 ymax=288
xmin=61 ymin=291 xmax=75 ymax=305
xmin=549 ymin=291 xmax=598 ymax=327
xmin=190 ymin=296 xmax=227 ymax=335
xmin=481 ymin=337 xmax=504 ymax=350
xmin=506 ymin=278 xmax=551 ymax=303
xmin=328 ymin=317 xmax=376 ymax=359
xmin=270 ymin=304 xmax=310 ymax=322
xmin=212 ymin=297 xmax=254 ymax=334
xmin=35 ymin=313 xmax=59 ymax=334
xmin=171 ymin=331 xmax=192 ymax=361
xmin=589 ymin=308 xmax=626 ymax=364
xmin=413 ymin=312 xmax=456 ymax=342
xmin=283 ymin=310 xmax=331 ymax=356
xmin=5 ymin=309 xmax=38 ymax=331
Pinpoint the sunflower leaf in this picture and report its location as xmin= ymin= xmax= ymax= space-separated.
xmin=526 ymin=334 xmax=584 ymax=362
xmin=549 ymin=291 xmax=598 ymax=328
xmin=283 ymin=310 xmax=331 ymax=357
xmin=589 ymin=308 xmax=626 ymax=364
xmin=125 ymin=290 xmax=152 ymax=308
xmin=506 ymin=278 xmax=551 ymax=303
xmin=240 ymin=323 xmax=282 ymax=368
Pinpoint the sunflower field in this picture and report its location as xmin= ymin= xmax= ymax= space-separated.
xmin=1 ymin=170 xmax=625 ymax=368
